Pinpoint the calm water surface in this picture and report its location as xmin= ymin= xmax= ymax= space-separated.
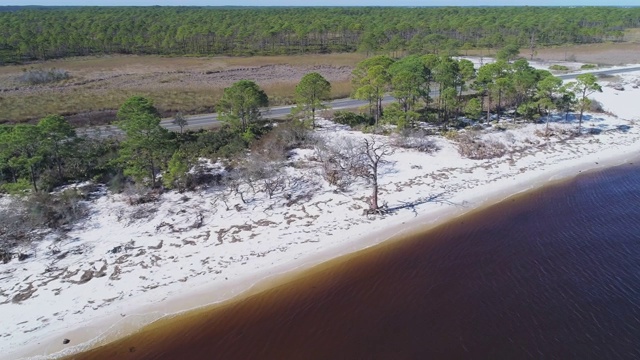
xmin=70 ymin=163 xmax=640 ymax=360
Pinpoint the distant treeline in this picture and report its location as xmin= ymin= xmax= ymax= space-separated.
xmin=1 ymin=7 xmax=639 ymax=63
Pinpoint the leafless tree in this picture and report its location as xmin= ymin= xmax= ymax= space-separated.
xmin=224 ymin=169 xmax=250 ymax=205
xmin=314 ymin=136 xmax=394 ymax=212
xmin=245 ymin=154 xmax=287 ymax=199
xmin=359 ymin=137 xmax=394 ymax=211
xmin=314 ymin=137 xmax=364 ymax=191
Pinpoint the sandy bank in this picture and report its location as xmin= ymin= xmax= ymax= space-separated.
xmin=12 ymin=150 xmax=640 ymax=360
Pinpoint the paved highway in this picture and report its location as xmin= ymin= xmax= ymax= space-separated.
xmin=159 ymin=95 xmax=400 ymax=132
xmin=76 ymin=65 xmax=640 ymax=138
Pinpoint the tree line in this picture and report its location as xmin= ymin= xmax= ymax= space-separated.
xmin=1 ymin=6 xmax=639 ymax=63
xmin=350 ymin=51 xmax=601 ymax=133
xmin=0 ymin=54 xmax=601 ymax=195
xmin=0 ymin=72 xmax=332 ymax=193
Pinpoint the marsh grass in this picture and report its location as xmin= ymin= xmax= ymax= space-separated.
xmin=1 ymin=88 xmax=221 ymax=123
xmin=0 ymin=53 xmax=360 ymax=123
xmin=623 ymin=28 xmax=640 ymax=43
xmin=0 ymin=53 xmax=365 ymax=75
xmin=0 ymin=80 xmax=353 ymax=124
xmin=262 ymin=80 xmax=352 ymax=106
xmin=533 ymin=42 xmax=640 ymax=65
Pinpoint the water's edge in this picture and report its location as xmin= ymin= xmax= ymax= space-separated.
xmin=58 ymin=158 xmax=640 ymax=359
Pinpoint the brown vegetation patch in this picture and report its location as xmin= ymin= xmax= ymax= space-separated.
xmin=534 ymin=43 xmax=640 ymax=65
xmin=0 ymin=53 xmax=359 ymax=124
xmin=453 ymin=132 xmax=507 ymax=160
xmin=12 ymin=283 xmax=37 ymax=303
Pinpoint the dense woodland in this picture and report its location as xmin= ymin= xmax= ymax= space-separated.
xmin=1 ymin=6 xmax=640 ymax=63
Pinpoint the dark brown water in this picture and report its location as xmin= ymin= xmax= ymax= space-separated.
xmin=69 ymin=163 xmax=640 ymax=360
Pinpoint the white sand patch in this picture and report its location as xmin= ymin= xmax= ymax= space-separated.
xmin=456 ymin=56 xmax=588 ymax=71
xmin=457 ymin=56 xmax=640 ymax=76
xmin=2 ymin=70 xmax=640 ymax=360
xmin=590 ymin=70 xmax=640 ymax=121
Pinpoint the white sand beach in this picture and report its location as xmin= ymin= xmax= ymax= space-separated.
xmin=2 ymin=66 xmax=640 ymax=360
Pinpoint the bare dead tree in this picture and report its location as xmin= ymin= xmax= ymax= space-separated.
xmin=314 ymin=136 xmax=394 ymax=212
xmin=224 ymin=170 xmax=249 ymax=204
xmin=359 ymin=137 xmax=394 ymax=211
xmin=313 ymin=137 xmax=363 ymax=191
xmin=244 ymin=148 xmax=287 ymax=199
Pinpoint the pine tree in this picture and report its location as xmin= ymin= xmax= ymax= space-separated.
xmin=117 ymin=96 xmax=174 ymax=187
xmin=294 ymin=72 xmax=331 ymax=128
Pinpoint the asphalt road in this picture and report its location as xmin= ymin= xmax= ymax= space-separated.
xmin=159 ymin=95 xmax=400 ymax=132
xmin=76 ymin=65 xmax=640 ymax=138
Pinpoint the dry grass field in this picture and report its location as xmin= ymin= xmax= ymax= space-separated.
xmin=1 ymin=38 xmax=639 ymax=126
xmin=462 ymin=40 xmax=640 ymax=66
xmin=534 ymin=42 xmax=640 ymax=65
xmin=0 ymin=53 xmax=364 ymax=125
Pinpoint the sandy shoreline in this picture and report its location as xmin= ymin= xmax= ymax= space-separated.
xmin=2 ymin=68 xmax=640 ymax=360
xmin=9 ymin=139 xmax=640 ymax=360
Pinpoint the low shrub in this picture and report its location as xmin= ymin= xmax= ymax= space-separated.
xmin=332 ymin=111 xmax=375 ymax=128
xmin=360 ymin=125 xmax=391 ymax=135
xmin=589 ymin=99 xmax=604 ymax=112
xmin=107 ymin=172 xmax=127 ymax=193
xmin=26 ymin=189 xmax=88 ymax=229
xmin=123 ymin=184 xmax=162 ymax=206
xmin=534 ymin=126 xmax=580 ymax=139
xmin=391 ymin=130 xmax=440 ymax=153
xmin=0 ymin=189 xmax=89 ymax=263
xmin=196 ymin=127 xmax=244 ymax=158
xmin=267 ymin=119 xmax=313 ymax=150
xmin=453 ymin=132 xmax=507 ymax=159
xmin=0 ymin=179 xmax=32 ymax=194
xmin=581 ymin=64 xmax=597 ymax=70
xmin=442 ymin=129 xmax=459 ymax=140
xmin=18 ymin=68 xmax=70 ymax=85
xmin=549 ymin=64 xmax=569 ymax=71
xmin=597 ymin=73 xmax=616 ymax=80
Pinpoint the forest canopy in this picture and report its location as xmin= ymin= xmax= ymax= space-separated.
xmin=1 ymin=6 xmax=639 ymax=63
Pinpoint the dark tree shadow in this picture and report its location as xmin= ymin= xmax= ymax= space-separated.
xmin=365 ymin=191 xmax=466 ymax=218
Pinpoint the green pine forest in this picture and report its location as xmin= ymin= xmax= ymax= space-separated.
xmin=1 ymin=6 xmax=639 ymax=63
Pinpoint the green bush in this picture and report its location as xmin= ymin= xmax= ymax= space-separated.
xmin=581 ymin=64 xmax=597 ymax=70
xmin=549 ymin=65 xmax=569 ymax=71
xmin=217 ymin=137 xmax=248 ymax=159
xmin=0 ymin=179 xmax=32 ymax=194
xmin=196 ymin=127 xmax=242 ymax=157
xmin=332 ymin=111 xmax=375 ymax=128
xmin=163 ymin=150 xmax=192 ymax=191
xmin=361 ymin=125 xmax=391 ymax=135
xmin=464 ymin=98 xmax=483 ymax=120
xmin=442 ymin=129 xmax=459 ymax=139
